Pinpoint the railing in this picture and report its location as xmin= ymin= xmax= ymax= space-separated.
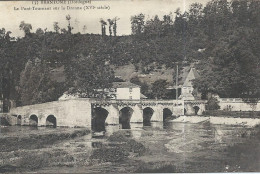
xmin=92 ymin=99 xmax=183 ymax=106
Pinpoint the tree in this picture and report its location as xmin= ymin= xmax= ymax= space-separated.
xmin=107 ymin=19 xmax=114 ymax=37
xmin=82 ymin=25 xmax=87 ymax=34
xmin=18 ymin=59 xmax=64 ymax=105
xmin=206 ymin=97 xmax=220 ymax=110
xmin=66 ymin=15 xmax=73 ymax=34
xmin=131 ymin=13 xmax=145 ymax=35
xmin=100 ymin=19 xmax=107 ymax=37
xmin=53 ymin=22 xmax=60 ymax=33
xmin=144 ymin=15 xmax=163 ymax=38
xmin=36 ymin=28 xmax=44 ymax=37
xmin=151 ymin=79 xmax=168 ymax=99
xmin=66 ymin=54 xmax=115 ymax=98
xmin=113 ymin=17 xmax=120 ymax=36
xmin=19 ymin=21 xmax=32 ymax=36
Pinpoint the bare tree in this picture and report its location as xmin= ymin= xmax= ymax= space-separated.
xmin=113 ymin=17 xmax=120 ymax=36
xmin=83 ymin=25 xmax=87 ymax=34
xmin=100 ymin=18 xmax=107 ymax=37
xmin=107 ymin=19 xmax=114 ymax=37
xmin=53 ymin=22 xmax=60 ymax=33
xmin=66 ymin=15 xmax=73 ymax=34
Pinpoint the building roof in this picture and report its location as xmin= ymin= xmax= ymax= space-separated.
xmin=112 ymin=82 xmax=140 ymax=88
xmin=141 ymin=93 xmax=148 ymax=99
xmin=183 ymin=68 xmax=200 ymax=87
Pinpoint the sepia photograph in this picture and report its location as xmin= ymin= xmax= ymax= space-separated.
xmin=0 ymin=0 xmax=259 ymax=173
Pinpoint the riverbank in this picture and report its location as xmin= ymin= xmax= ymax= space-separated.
xmin=171 ymin=116 xmax=260 ymax=127
xmin=0 ymin=127 xmax=90 ymax=173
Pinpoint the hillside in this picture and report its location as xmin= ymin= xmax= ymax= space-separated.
xmin=0 ymin=0 xmax=259 ymax=107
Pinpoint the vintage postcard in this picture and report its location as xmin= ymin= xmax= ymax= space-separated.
xmin=0 ymin=0 xmax=259 ymax=173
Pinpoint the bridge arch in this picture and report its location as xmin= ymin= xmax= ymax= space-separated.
xmin=17 ymin=115 xmax=22 ymax=125
xmin=119 ymin=107 xmax=134 ymax=129
xmin=92 ymin=107 xmax=109 ymax=132
xmin=46 ymin=115 xmax=57 ymax=128
xmin=193 ymin=106 xmax=200 ymax=115
xmin=163 ymin=108 xmax=172 ymax=122
xmin=29 ymin=115 xmax=38 ymax=126
xmin=143 ymin=107 xmax=154 ymax=126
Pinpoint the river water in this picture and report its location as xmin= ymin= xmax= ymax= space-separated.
xmin=1 ymin=121 xmax=259 ymax=173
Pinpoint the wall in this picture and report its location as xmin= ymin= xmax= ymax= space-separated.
xmin=218 ymin=98 xmax=260 ymax=111
xmin=9 ymin=99 xmax=92 ymax=128
xmin=116 ymin=87 xmax=140 ymax=100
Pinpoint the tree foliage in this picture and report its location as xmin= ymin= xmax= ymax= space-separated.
xmin=206 ymin=97 xmax=220 ymax=110
xmin=0 ymin=0 xmax=259 ymax=106
xmin=151 ymin=79 xmax=169 ymax=99
xmin=18 ymin=59 xmax=64 ymax=105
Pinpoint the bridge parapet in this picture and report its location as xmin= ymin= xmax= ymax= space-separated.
xmin=184 ymin=100 xmax=207 ymax=105
xmin=91 ymin=99 xmax=184 ymax=106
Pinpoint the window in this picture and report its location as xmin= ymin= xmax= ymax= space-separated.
xmin=129 ymin=88 xmax=133 ymax=92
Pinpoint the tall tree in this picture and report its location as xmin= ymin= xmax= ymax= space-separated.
xmin=151 ymin=79 xmax=168 ymax=99
xmin=100 ymin=19 xmax=107 ymax=37
xmin=113 ymin=17 xmax=120 ymax=36
xmin=107 ymin=18 xmax=114 ymax=37
xmin=19 ymin=21 xmax=32 ymax=36
xmin=18 ymin=59 xmax=64 ymax=105
xmin=53 ymin=22 xmax=60 ymax=33
xmin=66 ymin=15 xmax=73 ymax=34
xmin=66 ymin=54 xmax=114 ymax=97
xmin=131 ymin=13 xmax=145 ymax=35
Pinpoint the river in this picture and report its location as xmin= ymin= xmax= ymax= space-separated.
xmin=1 ymin=121 xmax=259 ymax=173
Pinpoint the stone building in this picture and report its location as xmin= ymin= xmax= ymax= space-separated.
xmin=179 ymin=68 xmax=200 ymax=100
xmin=112 ymin=82 xmax=141 ymax=100
xmin=59 ymin=82 xmax=145 ymax=100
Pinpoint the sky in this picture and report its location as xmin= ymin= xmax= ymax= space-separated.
xmin=0 ymin=0 xmax=210 ymax=37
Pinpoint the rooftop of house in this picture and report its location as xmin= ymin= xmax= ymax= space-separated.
xmin=112 ymin=82 xmax=140 ymax=88
xmin=183 ymin=68 xmax=200 ymax=87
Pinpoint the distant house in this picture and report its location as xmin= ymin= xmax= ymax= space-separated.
xmin=59 ymin=81 xmax=146 ymax=101
xmin=179 ymin=68 xmax=200 ymax=100
xmin=112 ymin=82 xmax=141 ymax=100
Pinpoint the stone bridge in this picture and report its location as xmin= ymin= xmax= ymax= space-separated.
xmin=184 ymin=100 xmax=206 ymax=115
xmin=9 ymin=98 xmax=205 ymax=129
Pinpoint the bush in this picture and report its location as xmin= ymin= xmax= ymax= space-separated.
xmin=90 ymin=146 xmax=129 ymax=162
xmin=135 ymin=161 xmax=176 ymax=173
xmin=206 ymin=97 xmax=220 ymax=110
xmin=91 ymin=131 xmax=148 ymax=162
xmin=107 ymin=131 xmax=129 ymax=142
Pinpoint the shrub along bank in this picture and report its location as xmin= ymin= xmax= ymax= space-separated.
xmin=203 ymin=110 xmax=260 ymax=118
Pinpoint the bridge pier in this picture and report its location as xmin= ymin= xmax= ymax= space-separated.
xmin=130 ymin=105 xmax=143 ymax=123
xmin=105 ymin=104 xmax=119 ymax=125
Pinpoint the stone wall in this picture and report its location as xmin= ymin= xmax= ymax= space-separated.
xmin=218 ymin=98 xmax=260 ymax=111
